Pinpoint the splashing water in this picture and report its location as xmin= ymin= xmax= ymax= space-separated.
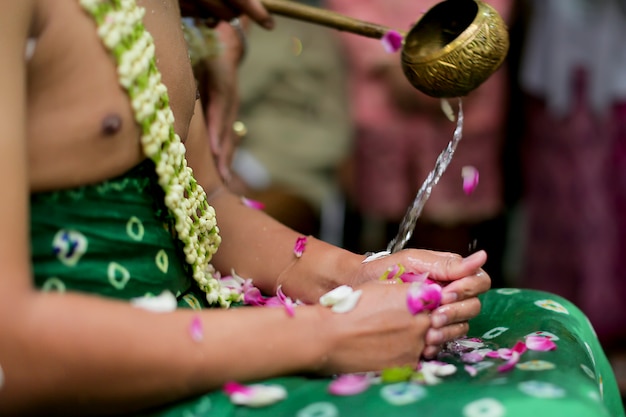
xmin=387 ymin=99 xmax=464 ymax=253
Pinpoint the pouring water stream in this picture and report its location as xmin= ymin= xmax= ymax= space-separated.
xmin=386 ymin=99 xmax=465 ymax=253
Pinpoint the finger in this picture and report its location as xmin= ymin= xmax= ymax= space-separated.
xmin=422 ymin=344 xmax=441 ymax=359
xmin=228 ymin=0 xmax=274 ymax=29
xmin=431 ymin=298 xmax=482 ymax=328
xmin=441 ymin=270 xmax=490 ymax=302
xmin=425 ymin=322 xmax=469 ymax=346
xmin=404 ymin=250 xmax=487 ymax=283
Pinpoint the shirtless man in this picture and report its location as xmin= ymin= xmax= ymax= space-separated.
xmin=0 ymin=1 xmax=489 ymax=415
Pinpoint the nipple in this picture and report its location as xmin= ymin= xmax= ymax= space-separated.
xmin=102 ymin=114 xmax=123 ymax=136
xmin=196 ymin=88 xmax=201 ymax=100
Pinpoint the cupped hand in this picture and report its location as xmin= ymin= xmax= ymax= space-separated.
xmin=319 ymin=280 xmax=430 ymax=375
xmin=353 ymin=249 xmax=491 ymax=359
xmin=180 ymin=0 xmax=274 ymax=29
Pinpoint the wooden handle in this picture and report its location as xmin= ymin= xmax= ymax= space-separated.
xmin=261 ymin=0 xmax=393 ymax=39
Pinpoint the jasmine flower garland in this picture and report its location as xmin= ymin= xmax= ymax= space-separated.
xmin=79 ymin=0 xmax=240 ymax=307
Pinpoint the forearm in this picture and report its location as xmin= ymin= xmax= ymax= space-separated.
xmin=1 ymin=290 xmax=329 ymax=416
xmin=209 ymin=190 xmax=363 ymax=302
xmin=184 ymin=101 xmax=363 ymax=302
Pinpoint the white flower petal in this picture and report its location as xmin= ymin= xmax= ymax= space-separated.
xmin=319 ymin=285 xmax=354 ymax=307
xmin=130 ymin=290 xmax=177 ymax=313
xmin=331 ymin=289 xmax=363 ymax=313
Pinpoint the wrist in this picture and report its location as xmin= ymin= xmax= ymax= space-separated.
xmin=279 ymin=236 xmax=364 ymax=303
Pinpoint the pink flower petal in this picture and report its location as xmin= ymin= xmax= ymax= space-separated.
xmin=381 ymin=30 xmax=403 ymax=53
xmin=224 ymin=381 xmax=253 ymax=396
xmin=224 ymin=381 xmax=287 ymax=407
xmin=420 ymin=283 xmax=443 ymax=310
xmin=497 ymin=350 xmax=521 ymax=372
xmin=406 ymin=282 xmax=442 ymax=315
xmin=525 ymin=335 xmax=557 ymax=351
xmin=407 ymin=286 xmax=426 ymax=315
xmin=328 ymin=374 xmax=371 ymax=396
xmin=399 ymin=271 xmax=429 ymax=284
xmin=461 ymin=166 xmax=479 ymax=195
xmin=241 ymin=197 xmax=265 ymax=210
xmin=243 ymin=287 xmax=266 ymax=306
xmin=294 ymin=236 xmax=307 ymax=258
xmin=189 ymin=315 xmax=203 ymax=342
xmin=276 ymin=285 xmax=295 ymax=317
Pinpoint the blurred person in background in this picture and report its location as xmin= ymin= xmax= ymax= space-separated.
xmin=515 ymin=0 xmax=626 ymax=391
xmin=226 ymin=0 xmax=352 ymax=244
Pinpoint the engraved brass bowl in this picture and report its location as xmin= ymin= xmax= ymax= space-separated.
xmin=260 ymin=0 xmax=509 ymax=98
xmin=401 ymin=0 xmax=509 ymax=98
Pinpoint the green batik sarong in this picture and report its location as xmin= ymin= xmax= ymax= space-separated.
xmin=30 ymin=162 xmax=625 ymax=416
xmin=31 ymin=159 xmax=207 ymax=309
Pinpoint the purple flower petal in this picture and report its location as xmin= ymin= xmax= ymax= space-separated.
xmin=462 ymin=166 xmax=479 ymax=195
xmin=294 ymin=236 xmax=307 ymax=258
xmin=525 ymin=335 xmax=557 ymax=351
xmin=241 ymin=197 xmax=265 ymax=210
xmin=328 ymin=374 xmax=371 ymax=396
xmin=381 ymin=30 xmax=403 ymax=53
xmin=461 ymin=351 xmax=484 ymax=363
xmin=189 ymin=315 xmax=203 ymax=342
xmin=465 ymin=364 xmax=478 ymax=377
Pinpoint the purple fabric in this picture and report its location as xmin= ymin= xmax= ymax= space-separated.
xmin=521 ymin=73 xmax=626 ymax=346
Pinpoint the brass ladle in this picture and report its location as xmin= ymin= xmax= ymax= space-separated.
xmin=260 ymin=0 xmax=509 ymax=98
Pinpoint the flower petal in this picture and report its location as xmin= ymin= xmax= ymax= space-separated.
xmin=497 ymin=350 xmax=521 ymax=372
xmin=462 ymin=165 xmax=479 ymax=195
xmin=407 ymin=285 xmax=426 ymax=315
xmin=241 ymin=196 xmax=265 ymax=210
xmin=441 ymin=99 xmax=456 ymax=122
xmin=331 ymin=289 xmax=362 ymax=313
xmin=525 ymin=335 xmax=557 ymax=351
xmin=225 ymin=381 xmax=287 ymax=407
xmin=243 ymin=286 xmax=265 ymax=306
xmin=461 ymin=351 xmax=484 ymax=363
xmin=276 ymin=285 xmax=295 ymax=317
xmin=294 ymin=236 xmax=307 ymax=258
xmin=328 ymin=374 xmax=371 ymax=396
xmin=130 ymin=290 xmax=178 ymax=313
xmin=319 ymin=285 xmax=354 ymax=307
xmin=381 ymin=30 xmax=403 ymax=53
xmin=399 ymin=271 xmax=429 ymax=284
xmin=465 ymin=364 xmax=478 ymax=377
xmin=189 ymin=315 xmax=203 ymax=342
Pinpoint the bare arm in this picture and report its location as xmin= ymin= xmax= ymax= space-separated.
xmin=0 ymin=12 xmax=325 ymax=409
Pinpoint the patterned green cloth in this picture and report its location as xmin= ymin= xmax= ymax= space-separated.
xmin=30 ymin=162 xmax=625 ymax=416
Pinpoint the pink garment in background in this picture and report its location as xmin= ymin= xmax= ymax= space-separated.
xmin=522 ymin=77 xmax=626 ymax=346
xmin=326 ymin=0 xmax=513 ymax=225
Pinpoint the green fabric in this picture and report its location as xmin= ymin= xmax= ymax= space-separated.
xmin=30 ymin=163 xmax=625 ymax=416
xmin=30 ymin=159 xmax=205 ymax=309
xmin=151 ymin=289 xmax=625 ymax=417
